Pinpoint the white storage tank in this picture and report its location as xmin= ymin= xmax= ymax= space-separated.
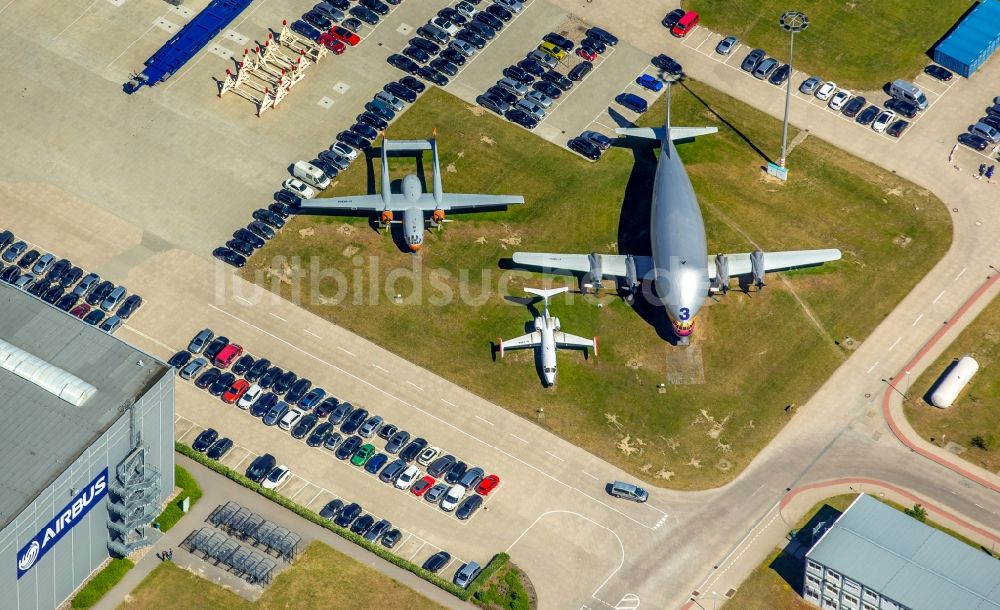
xmin=930 ymin=356 xmax=979 ymax=408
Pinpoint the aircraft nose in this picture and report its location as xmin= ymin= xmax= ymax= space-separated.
xmin=544 ymin=372 xmax=555 ymax=386
xmin=408 ymin=243 xmax=421 ymax=252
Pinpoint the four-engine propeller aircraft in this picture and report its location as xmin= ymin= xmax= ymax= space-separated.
xmin=498 ymin=287 xmax=597 ymax=387
xmin=512 ymin=81 xmax=841 ymax=341
xmin=299 ymin=130 xmax=523 ymax=251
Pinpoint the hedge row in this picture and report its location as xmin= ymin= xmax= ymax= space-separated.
xmin=176 ymin=443 xmax=504 ymax=602
xmin=155 ymin=465 xmax=203 ymax=533
xmin=70 ymin=557 xmax=135 ymax=608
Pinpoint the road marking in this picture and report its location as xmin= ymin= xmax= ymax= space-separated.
xmin=700 ymin=504 xmax=782 ymax=592
xmin=545 ymin=451 xmax=564 ymax=462
xmin=888 ymin=337 xmax=902 ymax=351
xmin=337 ymin=346 xmax=355 ymax=357
xmin=581 ymin=470 xmax=599 ymax=481
xmin=373 ymin=364 xmax=389 ymax=373
xmin=475 ymin=415 xmax=494 ymax=426
xmin=976 ymin=503 xmax=986 ymax=509
xmin=119 ymin=325 xmax=176 ymax=353
xmin=652 ymin=515 xmax=668 ymax=530
xmin=866 ymin=361 xmax=879 ymax=374
xmin=955 ymin=266 xmax=968 ymax=281
xmin=912 ymin=313 xmax=924 ymax=326
xmin=0 ymin=0 xmax=18 ymax=17
xmin=269 ymin=312 xmax=287 ymax=322
xmin=306 ymin=489 xmax=323 ymax=507
xmin=54 ymin=0 xmax=101 ymax=39
xmin=933 ymin=290 xmax=946 ymax=304
xmin=440 ymin=398 xmax=455 ymax=407
xmin=509 ymin=433 xmax=528 ymax=444
xmin=235 ymin=295 xmax=253 ymax=305
xmin=408 ymin=541 xmax=426 ymax=560
xmin=304 ymin=329 xmax=321 ymax=339
xmin=407 ymin=380 xmax=423 ymax=391
xmin=233 ymin=453 xmax=251 ymax=470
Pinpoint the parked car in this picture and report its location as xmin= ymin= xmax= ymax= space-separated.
xmin=924 ymin=64 xmax=953 ymax=81
xmin=179 ymin=358 xmax=208 ymax=381
xmin=364 ymin=453 xmax=389 ymax=474
xmin=609 ymin=480 xmax=648 ymax=502
xmin=752 ymin=57 xmax=778 ymax=79
xmin=741 ymin=48 xmax=765 ymax=72
xmin=615 ymin=93 xmax=647 ymax=113
xmin=379 ymin=458 xmax=407 ymax=483
xmin=506 ymin=108 xmax=538 ymax=129
xmin=425 ymin=482 xmax=448 ymax=503
xmin=307 ymin=422 xmax=333 ymax=447
xmin=292 ymin=413 xmax=320 ymax=439
xmin=192 ymin=428 xmax=218 ymax=452
xmin=336 ymin=435 xmax=363 ymax=460
xmin=319 ymin=499 xmax=345 ymax=520
xmin=581 ymin=130 xmax=613 ymax=150
xmin=386 ymin=429 xmax=411 ymax=453
xmin=380 ymin=528 xmax=402 ymax=548
xmin=636 ymin=74 xmax=663 ymax=92
xmin=400 ymin=437 xmax=428 ymax=462
xmin=440 ymin=485 xmax=465 ymax=511
xmin=456 ymin=494 xmax=483 ymax=520
xmin=246 ymin=454 xmax=276 ymax=483
xmin=568 ymin=60 xmax=594 ymax=81
xmin=872 ymin=110 xmax=896 ymax=133
xmin=206 ymin=438 xmax=233 ymax=460
xmin=828 ymin=90 xmax=850 ymax=111
xmin=715 ymin=35 xmax=738 ymax=55
xmin=454 ymin=561 xmax=481 ymax=588
xmin=334 ymin=502 xmax=362 ymax=528
xmin=444 ymin=460 xmax=468 ymax=484
xmin=815 ymin=81 xmax=837 ymax=101
xmin=887 ymin=119 xmax=909 ymax=138
xmin=885 ymin=98 xmax=918 ymax=119
xmin=842 ymin=96 xmax=866 ymax=118
xmin=476 ymin=474 xmax=500 ymax=495
xmin=423 ymin=551 xmax=451 ymax=573
xmin=569 ymin=137 xmax=601 ymax=161
xmin=395 ymin=464 xmax=421 ymax=489
xmin=459 ymin=467 xmax=485 ymax=489
xmin=661 ymin=8 xmax=685 ymax=29
xmin=855 ymin=105 xmax=880 ymax=126
xmin=651 ymin=54 xmax=682 ymax=76
xmin=428 ymin=454 xmax=457 ymax=477
xmin=411 ymin=475 xmax=436 ymax=496
xmin=768 ymin=63 xmax=790 ymax=85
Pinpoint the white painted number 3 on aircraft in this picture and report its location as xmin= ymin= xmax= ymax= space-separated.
xmin=679 ymin=307 xmax=690 ymax=320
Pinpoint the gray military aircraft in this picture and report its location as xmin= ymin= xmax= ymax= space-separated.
xmin=513 ymin=82 xmax=841 ymax=340
xmin=498 ymin=287 xmax=597 ymax=387
xmin=298 ymin=131 xmax=523 ymax=251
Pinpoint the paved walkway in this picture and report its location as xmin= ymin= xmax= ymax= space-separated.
xmin=94 ymin=454 xmax=470 ymax=610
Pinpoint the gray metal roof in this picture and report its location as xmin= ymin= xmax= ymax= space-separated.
xmin=806 ymin=494 xmax=1000 ymax=610
xmin=0 ymin=283 xmax=168 ymax=530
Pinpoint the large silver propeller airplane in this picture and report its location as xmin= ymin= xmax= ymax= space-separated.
xmin=498 ymin=287 xmax=597 ymax=387
xmin=513 ymin=82 xmax=841 ymax=341
xmin=299 ymin=130 xmax=523 ymax=251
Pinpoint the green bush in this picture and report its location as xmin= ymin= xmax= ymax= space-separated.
xmin=176 ymin=443 xmax=502 ymax=600
xmin=471 ymin=561 xmax=532 ymax=610
xmin=154 ymin=465 xmax=203 ymax=533
xmin=71 ymin=557 xmax=135 ymax=608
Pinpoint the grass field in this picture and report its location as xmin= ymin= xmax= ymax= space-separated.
xmin=904 ymin=298 xmax=1000 ymax=472
xmin=683 ymin=0 xmax=973 ymax=90
xmin=155 ymin=466 xmax=202 ymax=533
xmin=244 ymin=84 xmax=949 ymax=490
xmin=118 ymin=541 xmax=445 ymax=610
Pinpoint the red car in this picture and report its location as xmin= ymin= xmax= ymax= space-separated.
xmin=476 ymin=474 xmax=500 ymax=496
xmin=222 ymin=378 xmax=250 ymax=404
xmin=213 ymin=343 xmax=243 ymax=368
xmin=329 ymin=26 xmax=361 ymax=46
xmin=70 ymin=303 xmax=91 ymax=319
xmin=318 ymin=34 xmax=347 ymax=54
xmin=411 ymin=475 xmax=436 ymax=496
xmin=576 ymin=47 xmax=597 ymax=62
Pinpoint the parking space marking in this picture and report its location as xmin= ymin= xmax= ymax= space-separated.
xmin=407 ymin=380 xmax=423 ymax=391
xmin=118 ymin=324 xmax=176 ymax=353
xmin=53 ymin=0 xmax=102 ymax=39
xmin=373 ymin=364 xmax=389 ymax=373
xmin=107 ymin=17 xmax=164 ymax=68
xmin=304 ymin=329 xmax=321 ymax=339
xmin=866 ymin=361 xmax=880 ymax=374
xmin=933 ymin=290 xmax=947 ymax=304
xmin=0 ymin=0 xmax=18 ymax=17
xmin=581 ymin=470 xmax=599 ymax=481
xmin=234 ymin=295 xmax=253 ymax=305
xmin=337 ymin=346 xmax=355 ymax=357
xmin=474 ymin=415 xmax=494 ymax=426
xmin=407 ymin=541 xmax=426 ymax=560
xmin=545 ymin=451 xmax=564 ymax=462
xmin=955 ymin=266 xmax=968 ymax=281
xmin=888 ymin=336 xmax=902 ymax=351
xmin=268 ymin=312 xmax=287 ymax=322
xmin=441 ymin=398 xmax=455 ymax=407
xmin=912 ymin=314 xmax=924 ymax=327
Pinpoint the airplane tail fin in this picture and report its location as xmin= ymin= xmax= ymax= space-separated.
xmin=431 ymin=129 xmax=443 ymax=207
xmin=380 ymin=133 xmax=391 ymax=208
xmin=524 ymin=286 xmax=569 ymax=307
xmin=614 ymin=80 xmax=717 ymax=142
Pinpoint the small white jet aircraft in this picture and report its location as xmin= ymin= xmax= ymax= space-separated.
xmin=498 ymin=287 xmax=597 ymax=387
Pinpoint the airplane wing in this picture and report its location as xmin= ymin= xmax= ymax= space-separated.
xmin=554 ymin=332 xmax=597 ymax=354
xmin=707 ymin=249 xmax=842 ymax=280
xmin=511 ymin=252 xmax=654 ymax=279
xmin=417 ymin=193 xmax=524 ymax=212
xmin=615 ymin=126 xmax=718 ymax=141
xmin=298 ymin=195 xmax=385 ymax=212
xmin=499 ymin=332 xmax=541 ymax=357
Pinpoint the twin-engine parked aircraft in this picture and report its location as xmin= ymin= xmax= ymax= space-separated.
xmin=299 ymin=131 xmax=523 ymax=251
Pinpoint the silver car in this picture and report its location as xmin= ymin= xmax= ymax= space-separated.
xmin=494 ymin=0 xmax=522 ymax=12
xmin=31 ymin=253 xmax=55 ymax=275
xmin=715 ymin=35 xmax=738 ymax=55
xmin=799 ymin=76 xmax=822 ymax=95
xmin=73 ymin=273 xmax=100 ymax=298
xmin=188 ymin=328 xmax=214 ymax=353
xmin=99 ymin=315 xmax=123 ymax=334
xmin=525 ymin=89 xmax=553 ymax=108
xmin=497 ymin=77 xmax=527 ymax=96
xmin=609 ymin=480 xmax=648 ymax=502
xmin=449 ymin=39 xmax=476 ymax=57
xmin=313 ymin=2 xmax=345 ymax=22
xmin=375 ymin=91 xmax=404 ymax=112
xmin=358 ymin=415 xmax=384 ymax=438
xmin=528 ymin=49 xmax=558 ymax=69
xmin=515 ymin=98 xmax=545 ymax=119
xmin=179 ymin=357 xmax=208 ymax=380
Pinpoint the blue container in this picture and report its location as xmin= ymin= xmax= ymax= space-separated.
xmin=933 ymin=0 xmax=1000 ymax=78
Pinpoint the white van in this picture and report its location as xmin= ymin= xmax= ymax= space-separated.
xmin=888 ymin=79 xmax=928 ymax=111
xmin=292 ymin=160 xmax=331 ymax=190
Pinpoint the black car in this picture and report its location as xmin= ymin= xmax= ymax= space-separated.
xmin=55 ymin=293 xmax=78 ymax=312
xmin=456 ymin=494 xmax=483 ymax=520
xmin=274 ymin=370 xmax=298 ymax=394
xmin=400 ymin=437 xmax=428 ymax=462
xmin=203 ymin=336 xmax=229 ymax=361
xmin=193 ymin=428 xmax=218 ymax=452
xmin=337 ymin=130 xmax=372 ymax=150
xmin=438 ymin=7 xmax=467 ymax=24
xmin=741 ymin=48 xmax=766 ymax=72
xmin=311 ymin=159 xmax=339 ymax=181
xmin=377 ymin=422 xmax=398 ymax=440
xmin=485 ymin=3 xmax=513 ymax=22
xmin=423 ymin=551 xmax=451 ymax=573
xmin=18 ymin=249 xmax=39 ymax=269
xmin=403 ymin=45 xmax=431 ymax=64
xmin=444 ymin=460 xmax=468 ymax=484
xmin=580 ymin=36 xmax=606 ymax=55
xmin=651 ymin=53 xmax=683 ymax=76
xmin=474 ymin=11 xmax=504 ymax=32
xmin=885 ymin=98 xmax=918 ymax=119
xmin=569 ymin=137 xmax=601 ymax=160
xmin=366 ymin=101 xmax=395 ymax=121
xmin=357 ymin=111 xmax=389 ymax=130
xmin=253 ymin=208 xmax=285 ymax=229
xmin=456 ymin=29 xmax=486 ymax=49
xmin=887 ymin=119 xmax=909 ymax=138
xmin=440 ymin=48 xmax=467 ymax=66
xmin=855 ymin=105 xmax=880 ymax=125
xmin=385 ymin=429 xmax=411 ymax=454
xmin=842 ymin=96 xmax=866 ymax=118
xmin=924 ymin=64 xmax=953 ymax=81
xmin=379 ymin=458 xmax=407 ymax=483
xmin=532 ymin=80 xmax=562 ymax=99
xmin=518 ymin=58 xmax=546 ymax=77
xmin=400 ymin=75 xmax=426 ymax=93
xmin=428 ymin=454 xmax=456 ymax=477
xmin=246 ymin=357 xmax=271 ymax=382
xmin=430 ymin=57 xmax=459 ymax=76
xmin=314 ymin=397 xmax=338 ymax=419
xmin=768 ymin=63 xmax=790 ymax=85
xmin=231 ymin=354 xmax=255 ymax=376
xmin=387 ymin=53 xmax=421 ymax=74
xmin=259 ymin=365 xmax=283 ymax=389
xmin=350 ymin=514 xmax=375 ymax=535
xmin=115 ymin=294 xmax=142 ymax=319
xmin=334 ymin=502 xmax=362 ymax=528
xmin=504 ymin=65 xmax=535 ymax=85
xmin=543 ymin=33 xmax=574 ymax=52
xmin=250 ymin=392 xmax=277 ymax=417
xmin=466 ymin=20 xmax=495 ymax=40
xmin=360 ymin=0 xmax=389 ymax=15
xmin=416 ymin=67 xmax=449 ymax=86
xmin=506 ymin=108 xmax=538 ymax=129
xmin=319 ymin=499 xmax=345 ymax=520
xmin=307 ymin=421 xmax=333 ymax=447
xmin=28 ymin=279 xmax=50 ymax=298
xmin=662 ymin=8 xmax=685 ymax=28
xmin=341 ymin=407 xmax=369 ymax=434
xmin=59 ymin=266 xmax=83 ymax=288
xmin=291 ymin=20 xmax=321 ymax=41
xmin=0 ymin=266 xmax=20 ymax=283
xmin=365 ymin=519 xmax=392 ymax=542
xmin=351 ymin=122 xmax=380 ymax=141
xmin=959 ymin=132 xmax=989 ymax=151
xmin=568 ymin=61 xmax=593 ymax=81
xmin=210 ymin=372 xmax=236 ymax=396
xmin=303 ymin=10 xmax=333 ymax=30
xmin=587 ymin=26 xmax=618 ymax=46
xmin=46 ymin=259 xmax=71 ymax=282
xmin=274 ymin=189 xmax=302 ymax=209
xmin=42 ymin=284 xmax=64 ymax=304
xmin=0 ymin=230 xmax=12 ymax=252
xmin=487 ymin=86 xmax=517 ymax=105
xmin=286 ymin=378 xmax=312 ymax=404
xmin=291 ymin=413 xmax=319 ymax=439
xmin=86 ymin=280 xmax=115 ymax=306
xmin=207 ymin=438 xmax=234 ymax=460
xmin=409 ymin=36 xmax=440 ymax=55
xmin=542 ymin=70 xmax=572 ymax=91
xmin=234 ymin=228 xmax=265 ymax=249
xmin=335 ymin=435 xmax=363 ymax=460
xmin=248 ymin=220 xmax=276 ymax=240
xmin=349 ymin=5 xmax=379 ymax=25
xmin=246 ymin=453 xmax=276 ymax=483
xmin=328 ymin=401 xmax=352 ymax=425
xmin=168 ymin=350 xmax=192 ymax=369
xmin=341 ymin=17 xmax=363 ymax=32
xmin=380 ymin=528 xmax=402 ymax=548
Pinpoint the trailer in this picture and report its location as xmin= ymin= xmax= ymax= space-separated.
xmin=124 ymin=0 xmax=253 ymax=93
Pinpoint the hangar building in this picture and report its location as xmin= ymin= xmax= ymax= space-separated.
xmin=0 ymin=283 xmax=174 ymax=610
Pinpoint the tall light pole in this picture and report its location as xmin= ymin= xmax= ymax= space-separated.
xmin=778 ymin=11 xmax=809 ymax=169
